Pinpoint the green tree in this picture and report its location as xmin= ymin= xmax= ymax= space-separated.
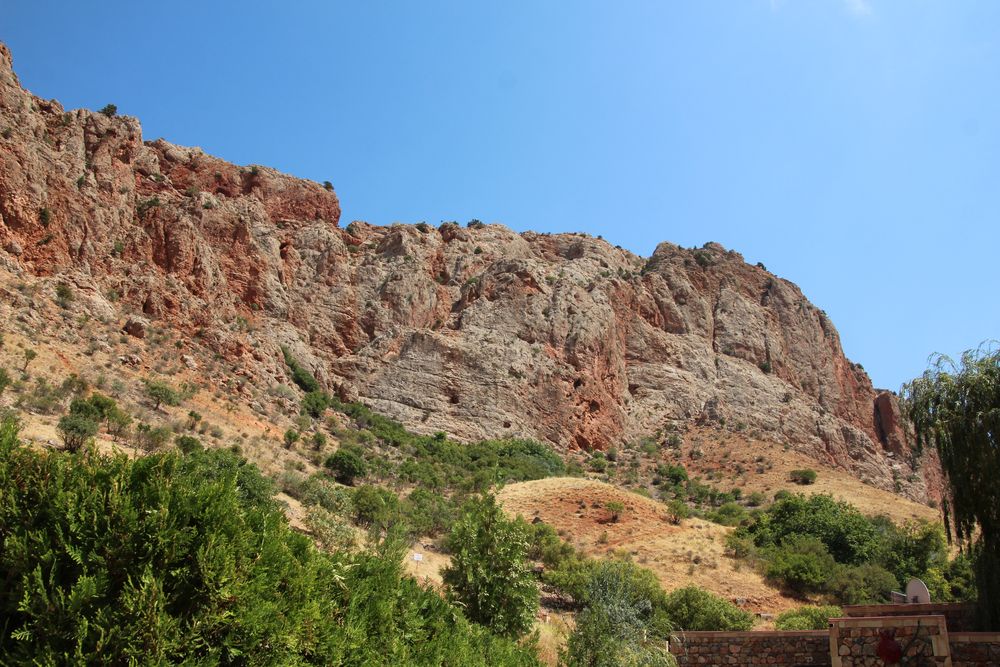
xmin=765 ymin=535 xmax=838 ymax=596
xmin=443 ymin=494 xmax=539 ymax=638
xmin=56 ymin=413 xmax=98 ymax=452
xmin=661 ymin=586 xmax=754 ymax=631
xmin=326 ymin=448 xmax=367 ymax=485
xmin=352 ymin=484 xmax=401 ymax=528
xmin=562 ymin=560 xmax=675 ymax=667
xmin=21 ymin=348 xmax=36 ymax=372
xmin=606 ymin=501 xmax=625 ymax=523
xmin=143 ymin=379 xmax=180 ymax=410
xmin=0 ymin=368 xmax=12 ymax=397
xmin=175 ymin=435 xmax=203 ymax=454
xmin=283 ymin=428 xmax=300 ymax=449
xmin=904 ymin=346 xmax=1000 ymax=628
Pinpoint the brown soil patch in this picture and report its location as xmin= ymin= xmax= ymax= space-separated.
xmin=499 ymin=477 xmax=800 ymax=619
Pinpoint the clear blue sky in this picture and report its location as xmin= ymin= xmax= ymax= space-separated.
xmin=4 ymin=1 xmax=998 ymax=390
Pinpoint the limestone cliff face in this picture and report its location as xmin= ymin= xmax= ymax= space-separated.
xmin=0 ymin=43 xmax=937 ymax=500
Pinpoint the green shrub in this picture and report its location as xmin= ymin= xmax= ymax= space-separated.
xmin=563 ymin=560 xmax=676 ymax=667
xmin=56 ymin=413 xmax=98 ymax=452
xmin=352 ymin=484 xmax=401 ymax=528
xmin=443 ymin=494 xmax=539 ymax=638
xmin=662 ymin=585 xmax=754 ymax=631
xmin=143 ymin=379 xmax=180 ymax=410
xmin=738 ymin=493 xmax=880 ymax=565
xmin=403 ymin=488 xmax=458 ymax=537
xmin=707 ymin=502 xmax=749 ymax=527
xmin=665 ymin=499 xmax=690 ymax=525
xmin=789 ymin=468 xmax=817 ymax=485
xmin=326 ymin=448 xmax=367 ymax=485
xmin=775 ymin=605 xmax=841 ymax=630
xmin=175 ymin=434 xmax=202 ymax=454
xmin=826 ymin=563 xmax=898 ymax=605
xmin=98 ymin=103 xmax=117 ymax=117
xmin=764 ymin=535 xmax=838 ymax=596
xmin=54 ymin=282 xmax=73 ymax=308
xmin=0 ymin=422 xmax=539 ymax=666
xmin=281 ymin=347 xmax=320 ymax=392
xmin=301 ymin=390 xmax=331 ymax=418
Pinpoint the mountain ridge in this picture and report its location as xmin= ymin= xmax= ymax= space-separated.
xmin=0 ymin=42 xmax=940 ymax=502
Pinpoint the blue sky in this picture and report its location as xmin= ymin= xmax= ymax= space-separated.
xmin=4 ymin=1 xmax=998 ymax=390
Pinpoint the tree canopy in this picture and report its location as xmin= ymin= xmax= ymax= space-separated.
xmin=903 ymin=345 xmax=1000 ymax=628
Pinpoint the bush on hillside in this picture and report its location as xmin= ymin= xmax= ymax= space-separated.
xmin=789 ymin=469 xmax=817 ymax=485
xmin=775 ymin=605 xmax=842 ymax=631
xmin=326 ymin=447 xmax=367 ymax=485
xmin=443 ymin=494 xmax=539 ymax=638
xmin=0 ymin=421 xmax=540 ymax=665
xmin=661 ymin=585 xmax=755 ymax=631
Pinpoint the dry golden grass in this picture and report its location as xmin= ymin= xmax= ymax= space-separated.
xmin=498 ymin=477 xmax=799 ymax=619
xmin=676 ymin=427 xmax=939 ymax=525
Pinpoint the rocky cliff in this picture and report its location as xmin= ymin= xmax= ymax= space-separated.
xmin=0 ymin=43 xmax=938 ymax=500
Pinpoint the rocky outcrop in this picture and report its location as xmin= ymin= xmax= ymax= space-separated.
xmin=0 ymin=43 xmax=937 ymax=501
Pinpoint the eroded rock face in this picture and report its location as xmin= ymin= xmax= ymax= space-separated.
xmin=0 ymin=43 xmax=937 ymax=501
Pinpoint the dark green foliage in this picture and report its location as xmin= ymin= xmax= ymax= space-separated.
xmin=789 ymin=468 xmax=817 ymax=485
xmin=98 ymin=103 xmax=117 ymax=117
xmin=54 ymin=281 xmax=73 ymax=308
xmin=739 ymin=493 xmax=879 ymax=565
xmin=322 ymin=180 xmax=334 ymax=191
xmin=562 ymin=560 xmax=676 ymax=666
xmin=281 ymin=346 xmax=321 ymax=392
xmin=765 ymin=535 xmax=839 ymax=595
xmin=661 ymin=585 xmax=755 ymax=631
xmin=826 ymin=562 xmax=898 ymax=605
xmin=39 ymin=207 xmax=51 ymax=226
xmin=352 ymin=484 xmax=401 ymax=528
xmin=904 ymin=346 xmax=1000 ymax=628
xmin=775 ymin=605 xmax=841 ymax=631
xmin=175 ymin=434 xmax=203 ymax=454
xmin=283 ymin=428 xmax=300 ymax=449
xmin=143 ymin=379 xmax=180 ymax=410
xmin=661 ymin=464 xmax=688 ymax=485
xmin=301 ymin=390 xmax=331 ymax=418
xmin=326 ymin=448 xmax=367 ymax=485
xmin=734 ymin=492 xmax=969 ymax=605
xmin=707 ymin=501 xmax=749 ymax=527
xmin=443 ymin=494 xmax=539 ymax=638
xmin=402 ymin=488 xmax=459 ymax=537
xmin=0 ymin=423 xmax=539 ymax=665
xmin=333 ymin=397 xmax=564 ymax=491
xmin=56 ymin=413 xmax=98 ymax=452
xmin=0 ymin=368 xmax=10 ymax=396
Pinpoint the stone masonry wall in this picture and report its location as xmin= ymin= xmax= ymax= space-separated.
xmin=949 ymin=632 xmax=1000 ymax=666
xmin=829 ymin=615 xmax=950 ymax=667
xmin=668 ymin=630 xmax=831 ymax=666
xmin=843 ymin=604 xmax=976 ymax=632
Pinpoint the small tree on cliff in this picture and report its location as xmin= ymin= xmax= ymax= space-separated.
xmin=903 ymin=345 xmax=1000 ymax=629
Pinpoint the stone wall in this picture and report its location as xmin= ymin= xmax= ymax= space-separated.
xmin=843 ymin=604 xmax=976 ymax=632
xmin=668 ymin=630 xmax=831 ymax=666
xmin=950 ymin=632 xmax=1000 ymax=666
xmin=829 ymin=615 xmax=950 ymax=667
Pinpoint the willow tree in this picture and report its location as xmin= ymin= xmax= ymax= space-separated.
xmin=903 ymin=345 xmax=999 ymax=629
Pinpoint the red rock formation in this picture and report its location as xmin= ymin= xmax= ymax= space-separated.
xmin=0 ymin=42 xmax=940 ymax=501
